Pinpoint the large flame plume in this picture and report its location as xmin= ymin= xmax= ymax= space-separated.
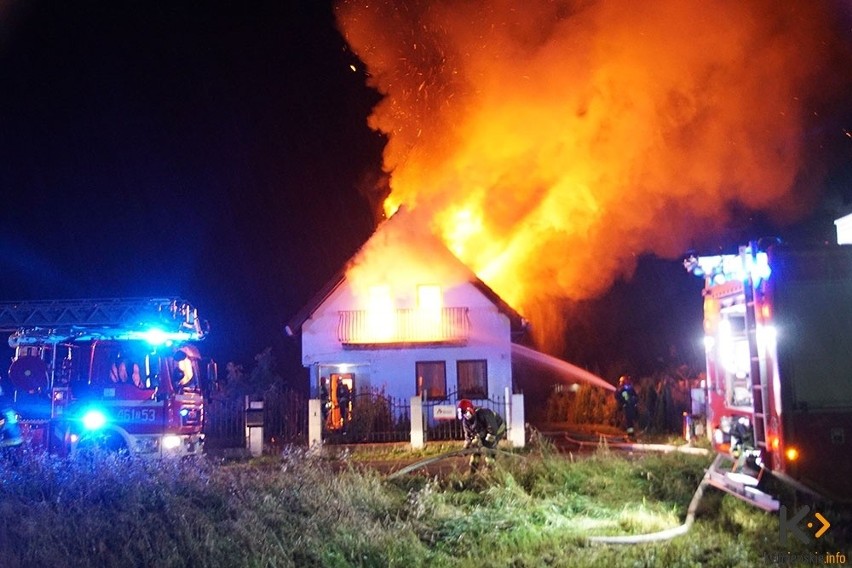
xmin=336 ymin=1 xmax=851 ymax=329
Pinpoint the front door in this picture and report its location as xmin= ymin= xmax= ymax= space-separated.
xmin=328 ymin=373 xmax=353 ymax=431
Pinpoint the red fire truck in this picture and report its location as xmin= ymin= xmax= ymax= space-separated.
xmin=0 ymin=298 xmax=216 ymax=457
xmin=686 ymin=241 xmax=852 ymax=506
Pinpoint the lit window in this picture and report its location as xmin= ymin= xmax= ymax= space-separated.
xmin=367 ymin=285 xmax=394 ymax=342
xmin=458 ymin=360 xmax=487 ymax=399
xmin=416 ymin=361 xmax=447 ymax=400
xmin=417 ymin=285 xmax=442 ymax=340
xmin=417 ymin=285 xmax=442 ymax=310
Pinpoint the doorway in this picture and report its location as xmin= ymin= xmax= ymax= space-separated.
xmin=327 ymin=373 xmax=353 ymax=431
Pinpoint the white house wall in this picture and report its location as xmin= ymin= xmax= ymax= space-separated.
xmin=301 ymin=279 xmax=514 ymax=402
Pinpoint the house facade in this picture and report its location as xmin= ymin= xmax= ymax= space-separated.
xmin=286 ymin=211 xmax=527 ymax=437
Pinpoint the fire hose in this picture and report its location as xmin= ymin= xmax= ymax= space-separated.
xmin=385 ymin=437 xmax=718 ymax=544
xmin=385 ymin=446 xmax=520 ymax=481
xmin=587 ymin=454 xmax=720 ymax=544
xmin=557 ymin=431 xmax=712 ymax=456
xmin=545 ymin=431 xmax=716 ymax=543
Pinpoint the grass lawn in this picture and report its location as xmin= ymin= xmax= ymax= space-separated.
xmin=0 ymin=439 xmax=844 ymax=567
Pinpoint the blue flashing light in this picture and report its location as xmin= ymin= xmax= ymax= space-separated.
xmin=751 ymin=252 xmax=771 ymax=283
xmin=179 ymin=408 xmax=190 ymax=417
xmin=133 ymin=328 xmax=194 ymax=346
xmin=695 ymin=250 xmax=771 ymax=285
xmin=82 ymin=409 xmax=108 ymax=431
xmin=138 ymin=328 xmax=168 ymax=346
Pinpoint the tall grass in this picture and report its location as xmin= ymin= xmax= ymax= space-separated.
xmin=0 ymin=443 xmax=840 ymax=567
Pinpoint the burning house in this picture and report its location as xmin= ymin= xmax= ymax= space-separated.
xmin=286 ymin=208 xmax=528 ymax=437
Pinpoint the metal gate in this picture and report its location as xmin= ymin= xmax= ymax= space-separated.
xmin=264 ymin=387 xmax=308 ymax=449
xmin=203 ymin=388 xmax=308 ymax=452
xmin=422 ymin=390 xmax=507 ymax=442
xmin=203 ymin=398 xmax=244 ymax=450
xmin=323 ymin=388 xmax=411 ymax=444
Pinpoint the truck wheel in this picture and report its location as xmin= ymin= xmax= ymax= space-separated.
xmin=75 ymin=431 xmax=130 ymax=458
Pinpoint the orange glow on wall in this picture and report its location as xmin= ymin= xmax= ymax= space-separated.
xmin=340 ymin=278 xmax=468 ymax=345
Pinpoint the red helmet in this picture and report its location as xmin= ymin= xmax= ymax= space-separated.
xmin=457 ymin=399 xmax=475 ymax=420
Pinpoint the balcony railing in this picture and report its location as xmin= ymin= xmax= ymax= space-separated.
xmin=338 ymin=307 xmax=470 ymax=346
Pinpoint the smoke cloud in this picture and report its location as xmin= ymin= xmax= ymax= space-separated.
xmin=336 ymin=0 xmax=852 ymax=322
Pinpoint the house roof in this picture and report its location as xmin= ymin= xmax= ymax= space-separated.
xmin=284 ymin=209 xmax=528 ymax=338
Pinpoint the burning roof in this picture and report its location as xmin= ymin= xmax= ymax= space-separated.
xmin=285 ymin=207 xmax=527 ymax=336
xmin=335 ymin=0 xmax=852 ymax=330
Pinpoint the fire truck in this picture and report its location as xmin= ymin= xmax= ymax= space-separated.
xmin=0 ymin=298 xmax=216 ymax=457
xmin=685 ymin=240 xmax=852 ymax=506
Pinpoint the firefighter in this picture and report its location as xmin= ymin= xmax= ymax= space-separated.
xmin=110 ymin=355 xmax=128 ymax=383
xmin=615 ymin=375 xmax=639 ymax=440
xmin=173 ymin=350 xmax=195 ymax=391
xmin=320 ymin=379 xmax=331 ymax=425
xmin=337 ymin=381 xmax=351 ymax=431
xmin=0 ymin=382 xmax=23 ymax=449
xmin=128 ymin=361 xmax=144 ymax=388
xmin=457 ymin=399 xmax=506 ymax=473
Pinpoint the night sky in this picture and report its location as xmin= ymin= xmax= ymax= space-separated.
xmin=0 ymin=2 xmax=383 ymax=370
xmin=1 ymin=2 xmax=851 ymax=384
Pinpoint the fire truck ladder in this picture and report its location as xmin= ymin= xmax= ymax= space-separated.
xmin=743 ymin=270 xmax=769 ymax=455
xmin=0 ymin=297 xmax=205 ymax=343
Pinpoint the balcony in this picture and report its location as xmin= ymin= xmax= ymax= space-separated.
xmin=338 ymin=307 xmax=470 ymax=347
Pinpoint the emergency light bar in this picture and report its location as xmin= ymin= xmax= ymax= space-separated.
xmin=3 ymin=297 xmax=207 ymax=347
xmin=685 ymin=248 xmax=771 ymax=286
xmin=130 ymin=328 xmax=197 ymax=345
xmin=9 ymin=326 xmax=203 ymax=346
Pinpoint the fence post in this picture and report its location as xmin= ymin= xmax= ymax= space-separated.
xmin=505 ymin=392 xmax=512 ymax=446
xmin=410 ymin=395 xmax=424 ymax=449
xmin=308 ymin=399 xmax=322 ymax=451
xmin=504 ymin=387 xmax=511 ymax=443
xmin=509 ymin=393 xmax=525 ymax=448
xmin=245 ymin=396 xmax=264 ymax=457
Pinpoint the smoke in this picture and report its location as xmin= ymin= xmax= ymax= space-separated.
xmin=335 ymin=0 xmax=852 ymax=333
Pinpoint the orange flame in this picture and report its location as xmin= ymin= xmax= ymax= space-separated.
xmin=336 ymin=1 xmax=850 ymax=327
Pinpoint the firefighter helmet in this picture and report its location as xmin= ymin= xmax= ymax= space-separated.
xmin=457 ymin=399 xmax=475 ymax=420
xmin=618 ymin=375 xmax=633 ymax=387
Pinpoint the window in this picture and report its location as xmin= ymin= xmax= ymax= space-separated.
xmin=457 ymin=360 xmax=488 ymax=399
xmin=417 ymin=285 xmax=442 ymax=310
xmin=366 ymin=285 xmax=394 ymax=342
xmin=417 ymin=284 xmax=442 ymax=340
xmin=415 ymin=361 xmax=447 ymax=400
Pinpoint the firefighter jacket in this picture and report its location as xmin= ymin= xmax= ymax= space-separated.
xmin=0 ymin=385 xmax=23 ymax=448
xmin=615 ymin=384 xmax=638 ymax=409
xmin=462 ymin=407 xmax=506 ymax=449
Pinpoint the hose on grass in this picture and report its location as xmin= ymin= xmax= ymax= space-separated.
xmin=385 ymin=435 xmax=718 ymax=544
xmin=551 ymin=431 xmax=712 ymax=456
xmin=385 ymin=447 xmax=521 ymax=480
xmin=587 ymin=453 xmax=722 ymax=544
xmin=386 ymin=433 xmax=710 ymax=481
